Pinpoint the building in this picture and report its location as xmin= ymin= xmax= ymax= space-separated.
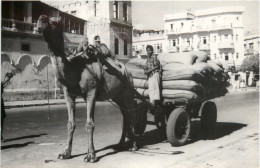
xmin=164 ymin=6 xmax=245 ymax=67
xmin=244 ymin=31 xmax=259 ymax=57
xmin=132 ymin=30 xmax=166 ymax=57
xmin=56 ymin=1 xmax=133 ymax=61
xmin=1 ymin=1 xmax=86 ymax=101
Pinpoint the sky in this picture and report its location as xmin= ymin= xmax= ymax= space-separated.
xmin=132 ymin=1 xmax=259 ymax=33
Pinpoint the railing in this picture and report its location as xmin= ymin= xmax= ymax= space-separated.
xmin=218 ymin=42 xmax=234 ymax=49
xmin=166 ymin=27 xmax=192 ymax=34
xmin=182 ymin=45 xmax=193 ymax=51
xmin=198 ymin=44 xmax=210 ymax=50
xmin=167 ymin=46 xmax=179 ymax=53
xmin=2 ymin=18 xmax=38 ymax=33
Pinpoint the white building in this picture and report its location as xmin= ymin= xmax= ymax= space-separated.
xmin=244 ymin=31 xmax=259 ymax=56
xmin=50 ymin=1 xmax=133 ymax=61
xmin=164 ymin=6 xmax=245 ymax=67
xmin=132 ymin=30 xmax=166 ymax=56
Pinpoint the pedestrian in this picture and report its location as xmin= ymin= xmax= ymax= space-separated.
xmin=1 ymin=83 xmax=6 ymax=142
xmin=1 ymin=72 xmax=14 ymax=142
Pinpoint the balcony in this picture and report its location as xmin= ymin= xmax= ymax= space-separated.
xmin=182 ymin=45 xmax=193 ymax=52
xmin=218 ymin=42 xmax=234 ymax=49
xmin=196 ymin=24 xmax=232 ymax=32
xmin=198 ymin=44 xmax=210 ymax=50
xmin=167 ymin=46 xmax=179 ymax=53
xmin=2 ymin=18 xmax=38 ymax=33
xmin=166 ymin=27 xmax=192 ymax=35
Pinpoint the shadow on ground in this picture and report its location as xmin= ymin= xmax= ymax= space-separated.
xmin=69 ymin=121 xmax=246 ymax=161
xmin=188 ymin=121 xmax=247 ymax=144
xmin=1 ymin=142 xmax=35 ymax=150
xmin=3 ymin=133 xmax=47 ymax=142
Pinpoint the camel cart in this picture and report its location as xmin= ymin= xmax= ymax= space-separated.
xmin=87 ymin=45 xmax=217 ymax=146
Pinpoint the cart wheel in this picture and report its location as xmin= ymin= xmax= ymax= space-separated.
xmin=166 ymin=107 xmax=191 ymax=146
xmin=201 ymin=101 xmax=217 ymax=137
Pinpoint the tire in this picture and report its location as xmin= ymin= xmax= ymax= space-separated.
xmin=166 ymin=108 xmax=191 ymax=146
xmin=201 ymin=101 xmax=217 ymax=137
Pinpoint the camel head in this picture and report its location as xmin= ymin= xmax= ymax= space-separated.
xmin=37 ymin=15 xmax=49 ymax=32
xmin=37 ymin=15 xmax=65 ymax=56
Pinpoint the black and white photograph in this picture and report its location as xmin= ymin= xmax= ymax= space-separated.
xmin=1 ymin=0 xmax=259 ymax=168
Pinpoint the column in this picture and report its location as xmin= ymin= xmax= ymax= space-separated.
xmin=24 ymin=1 xmax=32 ymax=23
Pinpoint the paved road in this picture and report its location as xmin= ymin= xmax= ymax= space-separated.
xmin=1 ymin=90 xmax=259 ymax=168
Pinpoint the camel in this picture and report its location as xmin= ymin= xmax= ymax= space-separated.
xmin=37 ymin=15 xmax=142 ymax=163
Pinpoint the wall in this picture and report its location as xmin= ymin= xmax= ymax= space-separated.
xmin=1 ymin=30 xmax=84 ymax=101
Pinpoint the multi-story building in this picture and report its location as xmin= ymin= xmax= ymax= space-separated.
xmin=244 ymin=31 xmax=259 ymax=57
xmin=132 ymin=30 xmax=166 ymax=56
xmin=164 ymin=6 xmax=245 ymax=67
xmin=1 ymin=1 xmax=86 ymax=101
xmin=57 ymin=1 xmax=133 ymax=61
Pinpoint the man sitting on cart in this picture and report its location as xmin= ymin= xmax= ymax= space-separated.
xmin=144 ymin=45 xmax=162 ymax=110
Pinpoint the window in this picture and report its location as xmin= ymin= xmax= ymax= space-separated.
xmin=236 ymin=34 xmax=238 ymax=41
xmin=124 ymin=40 xmax=127 ymax=55
xmin=214 ymin=36 xmax=216 ymax=42
xmin=71 ymin=10 xmax=77 ymax=15
xmin=237 ymin=17 xmax=239 ymax=21
xmin=214 ymin=54 xmax=216 ymax=59
xmin=123 ymin=3 xmax=128 ymax=21
xmin=225 ymin=35 xmax=228 ymax=40
xmin=173 ymin=40 xmax=176 ymax=47
xmin=181 ymin=23 xmax=184 ymax=27
xmin=170 ymin=24 xmax=174 ymax=30
xmin=94 ymin=0 xmax=97 ymax=16
xmin=187 ymin=39 xmax=190 ymax=46
xmin=21 ymin=43 xmax=30 ymax=51
xmin=157 ymin=44 xmax=160 ymax=52
xmin=113 ymin=1 xmax=118 ymax=19
xmin=249 ymin=43 xmax=254 ymax=49
xmin=225 ymin=54 xmax=229 ymax=60
xmin=115 ymin=38 xmax=119 ymax=55
xmin=203 ymin=37 xmax=207 ymax=44
xmin=132 ymin=45 xmax=136 ymax=52
xmin=244 ymin=44 xmax=246 ymax=50
xmin=236 ymin=53 xmax=239 ymax=59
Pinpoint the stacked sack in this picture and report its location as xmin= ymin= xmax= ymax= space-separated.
xmin=125 ymin=51 xmax=229 ymax=105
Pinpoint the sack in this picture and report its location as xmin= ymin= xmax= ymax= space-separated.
xmin=192 ymin=62 xmax=215 ymax=76
xmin=207 ymin=62 xmax=223 ymax=73
xmin=125 ymin=58 xmax=147 ymax=69
xmin=163 ymin=62 xmax=214 ymax=77
xmin=136 ymin=88 xmax=199 ymax=101
xmin=158 ymin=52 xmax=198 ymax=65
xmin=127 ymin=67 xmax=205 ymax=82
xmin=133 ymin=78 xmax=204 ymax=95
xmin=163 ymin=69 xmax=205 ymax=82
xmin=194 ymin=51 xmax=210 ymax=63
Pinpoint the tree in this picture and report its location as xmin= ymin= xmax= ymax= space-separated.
xmin=240 ymin=53 xmax=259 ymax=73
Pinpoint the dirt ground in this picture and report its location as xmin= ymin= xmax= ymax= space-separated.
xmin=1 ymin=90 xmax=259 ymax=168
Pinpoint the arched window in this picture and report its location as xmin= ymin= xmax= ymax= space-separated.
xmin=123 ymin=3 xmax=128 ymax=21
xmin=115 ymin=38 xmax=119 ymax=55
xmin=113 ymin=1 xmax=118 ymax=19
xmin=124 ymin=40 xmax=127 ymax=55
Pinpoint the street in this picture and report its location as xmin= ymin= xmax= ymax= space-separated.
xmin=1 ymin=90 xmax=259 ymax=168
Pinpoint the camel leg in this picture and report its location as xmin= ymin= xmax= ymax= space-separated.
xmin=58 ymin=87 xmax=76 ymax=159
xmin=114 ymin=90 xmax=139 ymax=151
xmin=84 ymin=88 xmax=98 ymax=163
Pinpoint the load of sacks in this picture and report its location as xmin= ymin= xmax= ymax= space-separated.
xmin=125 ymin=51 xmax=230 ymax=105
